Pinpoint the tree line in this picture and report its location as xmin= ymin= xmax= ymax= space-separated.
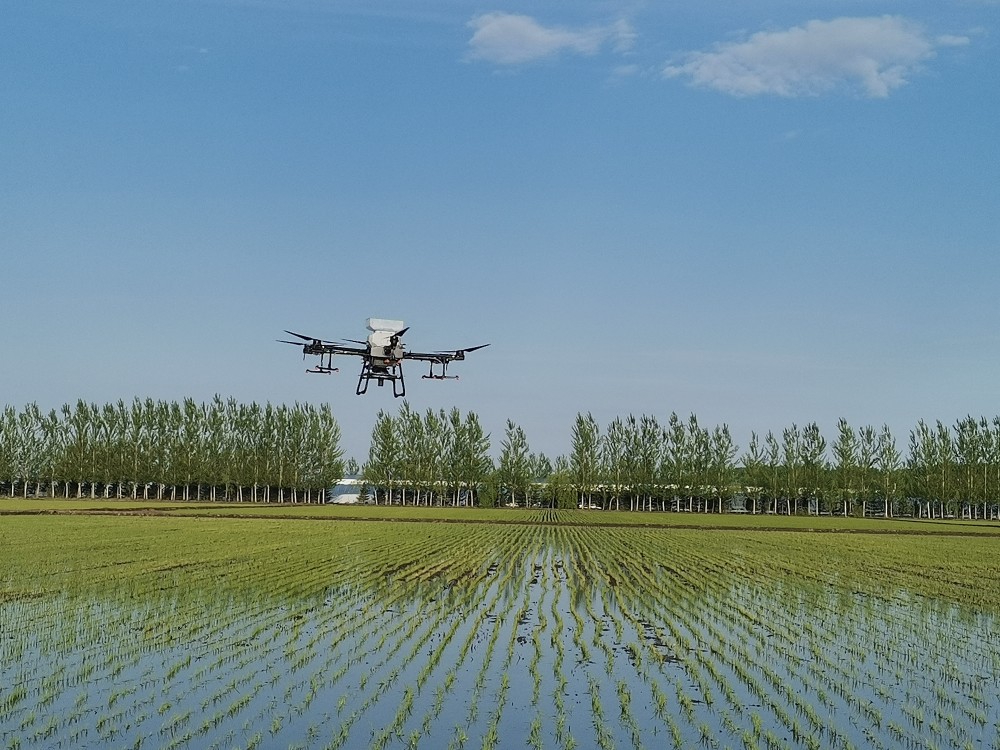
xmin=0 ymin=397 xmax=343 ymax=502
xmin=4 ymin=398 xmax=1000 ymax=517
xmin=362 ymin=403 xmax=493 ymax=506
xmin=363 ymin=408 xmax=1000 ymax=518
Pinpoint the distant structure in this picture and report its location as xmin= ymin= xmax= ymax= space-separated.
xmin=327 ymin=476 xmax=364 ymax=504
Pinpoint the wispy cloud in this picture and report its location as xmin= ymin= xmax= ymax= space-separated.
xmin=467 ymin=12 xmax=634 ymax=65
xmin=664 ymin=16 xmax=966 ymax=98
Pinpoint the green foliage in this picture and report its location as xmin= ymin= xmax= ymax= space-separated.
xmin=570 ymin=412 xmax=601 ymax=506
xmin=0 ymin=397 xmax=342 ymax=501
xmin=496 ymin=419 xmax=532 ymax=506
xmin=362 ymin=403 xmax=492 ymax=506
xmin=7 ymin=399 xmax=1000 ymax=517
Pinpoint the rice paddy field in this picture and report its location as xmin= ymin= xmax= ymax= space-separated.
xmin=2 ymin=502 xmax=1000 ymax=750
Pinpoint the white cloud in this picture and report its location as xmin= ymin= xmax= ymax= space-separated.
xmin=936 ymin=34 xmax=971 ymax=47
xmin=610 ymin=18 xmax=636 ymax=54
xmin=612 ymin=64 xmax=640 ymax=78
xmin=664 ymin=16 xmax=965 ymax=98
xmin=467 ymin=12 xmax=633 ymax=65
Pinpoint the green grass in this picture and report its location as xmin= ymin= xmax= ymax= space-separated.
xmin=5 ymin=497 xmax=1000 ymax=535
xmin=3 ymin=501 xmax=999 ymax=612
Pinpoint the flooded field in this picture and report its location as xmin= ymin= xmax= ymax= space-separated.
xmin=1 ymin=510 xmax=999 ymax=750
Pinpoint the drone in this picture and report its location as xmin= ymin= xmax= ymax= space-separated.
xmin=280 ymin=318 xmax=489 ymax=397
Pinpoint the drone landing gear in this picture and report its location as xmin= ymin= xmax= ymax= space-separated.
xmin=357 ymin=361 xmax=405 ymax=398
xmin=422 ymin=361 xmax=457 ymax=381
xmin=305 ymin=352 xmax=338 ymax=374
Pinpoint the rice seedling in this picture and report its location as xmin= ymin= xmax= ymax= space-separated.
xmin=529 ymin=713 xmax=543 ymax=750
xmin=1 ymin=509 xmax=999 ymax=750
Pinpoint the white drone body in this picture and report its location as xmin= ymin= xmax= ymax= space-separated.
xmin=280 ymin=318 xmax=488 ymax=398
xmin=366 ymin=318 xmax=406 ymax=355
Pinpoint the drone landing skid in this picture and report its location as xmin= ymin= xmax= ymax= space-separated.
xmin=357 ymin=361 xmax=405 ymax=398
xmin=423 ymin=361 xmax=459 ymax=380
xmin=303 ymin=351 xmax=339 ymax=375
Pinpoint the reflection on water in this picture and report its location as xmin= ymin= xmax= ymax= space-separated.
xmin=1 ymin=523 xmax=999 ymax=750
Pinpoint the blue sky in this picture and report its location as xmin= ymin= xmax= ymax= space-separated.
xmin=4 ymin=0 xmax=998 ymax=463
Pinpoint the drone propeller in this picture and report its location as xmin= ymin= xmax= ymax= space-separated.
xmin=389 ymin=327 xmax=410 ymax=347
xmin=283 ymin=329 xmax=347 ymax=347
xmin=283 ymin=330 xmax=319 ymax=342
xmin=437 ymin=344 xmax=490 ymax=355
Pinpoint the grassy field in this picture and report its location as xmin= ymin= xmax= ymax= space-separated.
xmin=6 ymin=497 xmax=1000 ymax=533
xmin=1 ymin=504 xmax=999 ymax=749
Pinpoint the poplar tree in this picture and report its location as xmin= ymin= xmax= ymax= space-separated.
xmin=832 ymin=419 xmax=858 ymax=516
xmin=570 ymin=412 xmax=601 ymax=509
xmin=365 ymin=410 xmax=400 ymax=505
xmin=497 ymin=420 xmax=532 ymax=507
xmin=799 ymin=422 xmax=827 ymax=513
xmin=710 ymin=424 xmax=738 ymax=513
xmin=601 ymin=417 xmax=627 ymax=511
xmin=741 ymin=431 xmax=766 ymax=514
xmin=876 ymin=424 xmax=901 ymax=517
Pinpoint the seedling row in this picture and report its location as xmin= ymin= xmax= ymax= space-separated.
xmin=1 ymin=514 xmax=998 ymax=749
